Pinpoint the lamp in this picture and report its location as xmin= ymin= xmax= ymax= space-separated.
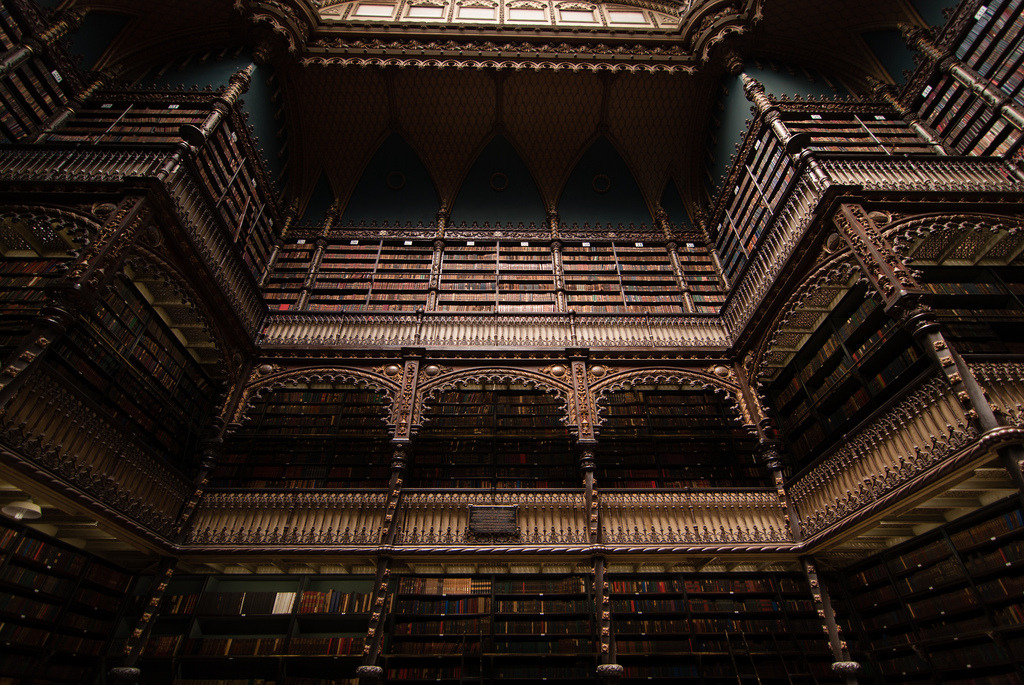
xmin=2 ymin=499 xmax=42 ymax=520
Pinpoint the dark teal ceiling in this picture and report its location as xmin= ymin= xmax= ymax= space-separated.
xmin=559 ymin=136 xmax=650 ymax=228
xmin=450 ymin=135 xmax=545 ymax=227
xmin=343 ymin=133 xmax=438 ymax=227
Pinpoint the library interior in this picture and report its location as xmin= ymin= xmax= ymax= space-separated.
xmin=0 ymin=0 xmax=1023 ymax=682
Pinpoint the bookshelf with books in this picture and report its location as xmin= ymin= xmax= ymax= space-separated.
xmin=713 ymin=129 xmax=794 ymax=286
xmin=562 ymin=241 xmax=625 ymax=313
xmin=263 ymin=241 xmax=316 ymax=312
xmin=0 ymin=256 xmax=66 ymax=356
xmin=677 ymin=240 xmax=727 ymax=314
xmin=132 ymin=574 xmax=374 ymax=683
xmin=365 ymin=240 xmax=432 ymax=311
xmin=614 ymin=242 xmax=687 ymax=314
xmin=786 ymin=108 xmax=937 ymax=156
xmin=766 ymin=286 xmax=928 ymax=469
xmin=610 ymin=570 xmax=836 ymax=684
xmin=42 ymin=274 xmax=215 ymax=471
xmin=0 ymin=517 xmax=131 ymax=684
xmin=835 ymin=494 xmax=1024 ymax=684
xmin=408 ymin=384 xmax=576 ymax=489
xmin=0 ymin=0 xmax=75 ymax=143
xmin=496 ymin=241 xmax=557 ymax=313
xmin=595 ymin=385 xmax=768 ymax=489
xmin=309 ymin=241 xmax=379 ymax=312
xmin=437 ymin=241 xmax=499 ymax=313
xmin=910 ymin=0 xmax=1024 ymax=157
xmin=920 ymin=267 xmax=1024 ymax=355
xmin=384 ymin=572 xmax=594 ymax=683
xmin=213 ymin=384 xmax=392 ymax=490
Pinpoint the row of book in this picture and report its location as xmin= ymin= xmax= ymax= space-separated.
xmin=193 ymin=591 xmax=298 ymax=616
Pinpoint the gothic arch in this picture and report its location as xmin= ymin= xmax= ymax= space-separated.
xmin=589 ymin=367 xmax=754 ymax=433
xmin=747 ymin=253 xmax=863 ymax=388
xmin=414 ymin=367 xmax=573 ymax=434
xmin=0 ymin=203 xmax=103 ymax=254
xmin=884 ymin=212 xmax=1024 ymax=264
xmin=231 ymin=366 xmax=400 ymax=428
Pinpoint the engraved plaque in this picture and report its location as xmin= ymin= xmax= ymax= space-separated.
xmin=468 ymin=505 xmax=519 ymax=536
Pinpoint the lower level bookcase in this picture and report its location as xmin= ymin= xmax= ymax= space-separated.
xmin=832 ymin=494 xmax=1024 ymax=685
xmin=609 ymin=571 xmax=837 ymax=684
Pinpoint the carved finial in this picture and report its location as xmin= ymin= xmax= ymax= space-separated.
xmin=721 ymin=49 xmax=744 ymax=76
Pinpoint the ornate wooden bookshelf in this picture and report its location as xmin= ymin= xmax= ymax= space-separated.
xmin=384 ymin=573 xmax=594 ymax=683
xmin=595 ymin=385 xmax=767 ymax=489
xmin=766 ymin=286 xmax=929 ymax=468
xmin=122 ymin=574 xmax=373 ymax=684
xmin=0 ymin=517 xmax=130 ymax=684
xmin=835 ymin=495 xmax=1024 ymax=684
xmin=610 ymin=570 xmax=836 ymax=683
xmin=411 ymin=383 xmax=575 ymax=489
xmin=905 ymin=0 xmax=1024 ymax=157
xmin=212 ymin=385 xmax=392 ymax=489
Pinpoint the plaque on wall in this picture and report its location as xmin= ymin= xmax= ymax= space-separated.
xmin=468 ymin=505 xmax=519 ymax=537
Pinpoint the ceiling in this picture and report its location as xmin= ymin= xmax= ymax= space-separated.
xmin=65 ymin=0 xmax=928 ymax=225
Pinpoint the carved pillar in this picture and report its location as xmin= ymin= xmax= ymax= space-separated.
xmin=734 ymin=362 xmax=800 ymax=540
xmin=903 ymin=25 xmax=1024 ymax=131
xmin=109 ymin=557 xmax=176 ymax=683
xmin=551 ymin=240 xmax=567 ymax=313
xmin=867 ymin=76 xmax=948 ymax=155
xmin=836 ymin=203 xmax=1024 ymax=491
xmin=427 ymin=239 xmax=444 ymax=311
xmin=802 ymin=557 xmax=860 ymax=684
xmin=656 ymin=207 xmax=696 ymax=313
xmin=357 ymin=560 xmax=392 ymax=682
xmin=0 ymin=9 xmax=84 ymax=79
xmin=741 ymin=73 xmax=829 ymax=189
xmin=593 ymin=556 xmax=622 ymax=682
xmin=391 ymin=350 xmax=423 ymax=445
xmin=296 ymin=235 xmax=328 ymax=312
xmin=258 ymin=200 xmax=298 ymax=287
xmin=179 ymin=63 xmax=256 ymax=148
xmin=833 ymin=203 xmax=929 ymax=311
xmin=0 ymin=195 xmax=151 ymax=409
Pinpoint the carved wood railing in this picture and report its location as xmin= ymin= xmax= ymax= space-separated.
xmin=0 ymin=369 xmax=191 ymax=537
xmin=0 ymin=145 xmax=172 ymax=183
xmin=970 ymin=360 xmax=1024 ymax=429
xmin=788 ymin=371 xmax=978 ymax=538
xmin=394 ymin=491 xmax=589 ymax=546
xmin=817 ymin=155 xmax=1018 ymax=193
xmin=600 ymin=490 xmax=791 ymax=544
xmin=187 ymin=491 xmax=387 ymax=545
xmin=260 ymin=312 xmax=731 ymax=350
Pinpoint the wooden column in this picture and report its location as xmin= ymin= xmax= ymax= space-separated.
xmin=802 ymin=557 xmax=861 ymax=685
xmin=657 ymin=207 xmax=696 ymax=313
xmin=0 ymin=194 xmax=151 ymax=409
xmin=108 ymin=558 xmax=177 ymax=684
xmin=179 ymin=63 xmax=256 ymax=148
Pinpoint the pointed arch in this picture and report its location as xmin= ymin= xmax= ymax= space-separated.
xmin=557 ymin=135 xmax=652 ymax=228
xmin=449 ymin=134 xmax=546 ymax=226
xmin=414 ymin=367 xmax=573 ymax=434
xmin=342 ymin=131 xmax=440 ymax=227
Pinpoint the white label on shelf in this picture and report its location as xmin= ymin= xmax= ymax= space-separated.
xmin=466 ymin=241 xmax=475 ymax=246
xmin=686 ymin=242 xmax=694 ymax=248
xmin=101 ymin=103 xmax=113 ymax=108
xmin=51 ymin=70 xmax=62 ymax=82
xmin=404 ymin=240 xmax=413 ymax=245
xmin=635 ymin=242 xmax=644 ymax=247
xmin=296 ymin=239 xmax=306 ymax=244
xmin=582 ymin=242 xmax=590 ymax=247
xmin=810 ymin=114 xmax=822 ymax=120
xmin=350 ymin=240 xmax=359 ymax=245
xmin=975 ymin=6 xmax=987 ymax=20
xmin=874 ymin=115 xmax=886 ymax=121
xmin=168 ymin=104 xmax=180 ymax=109
xmin=922 ymin=85 xmax=933 ymax=98
xmin=231 ymin=132 xmax=238 ymax=142
xmin=521 ymin=241 xmax=529 ymax=247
